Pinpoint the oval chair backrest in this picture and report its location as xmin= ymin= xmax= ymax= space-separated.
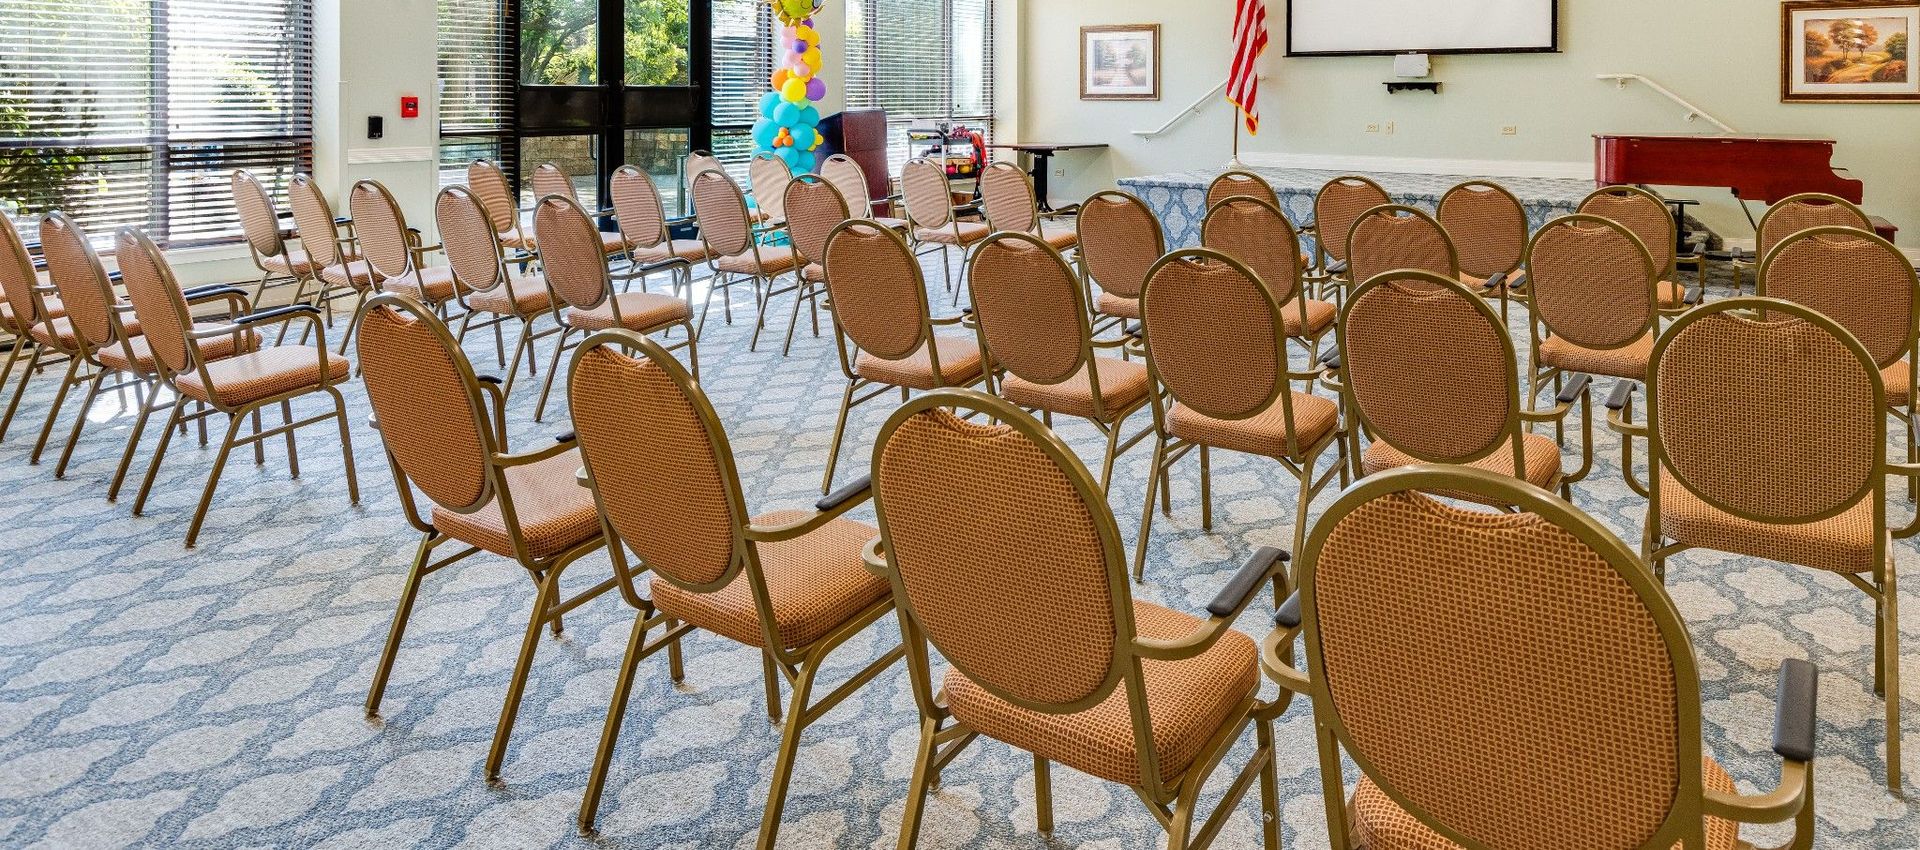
xmin=1076 ymin=190 xmax=1163 ymax=302
xmin=38 ymin=212 xmax=117 ymax=351
xmin=533 ymin=195 xmax=612 ymax=310
xmin=748 ymin=154 xmax=792 ymax=222
xmin=820 ymin=153 xmax=873 ymax=217
xmin=1757 ymin=192 xmax=1871 ymax=260
xmin=1525 ymin=215 xmax=1659 ymax=352
xmin=1205 ymin=169 xmax=1278 ymax=211
xmin=690 ymin=169 xmax=754 ymax=259
xmin=1435 ymin=180 xmax=1526 ymax=280
xmin=1141 ymin=250 xmax=1284 ymax=422
xmin=1313 ymin=175 xmax=1390 ymax=263
xmin=468 ymin=159 xmax=519 ymax=235
xmin=0 ymin=213 xmax=43 ymax=331
xmin=436 ymin=186 xmax=507 ymax=295
xmin=1201 ymin=196 xmax=1303 ymax=305
xmin=1346 ymin=204 xmax=1459 ymax=288
xmin=783 ymin=174 xmax=849 ymax=268
xmin=1579 ymin=186 xmax=1674 ymax=276
xmin=230 ymin=169 xmax=288 ymax=259
xmin=570 ymin=332 xmax=745 ymax=590
xmin=609 ymin=165 xmax=668 ymax=252
xmin=1340 ymin=272 xmax=1518 ymax=466
xmin=1653 ymin=298 xmax=1881 ymax=525
xmin=287 ymin=174 xmax=345 ymax=268
xmin=685 ymin=150 xmax=725 ymax=184
xmin=347 ymin=180 xmax=413 ymax=280
xmin=355 ymin=294 xmax=495 ymax=514
xmin=112 ymin=227 xmax=196 ymax=376
xmin=1758 ymin=227 xmax=1916 ymax=370
xmin=822 ymin=219 xmax=931 ymax=361
xmin=1303 ymin=466 xmax=1699 ymax=850
xmin=980 ymin=162 xmax=1039 ymax=235
xmin=531 ymin=162 xmax=579 ymax=205
xmin=967 ymin=232 xmax=1089 ymax=386
xmin=873 ymin=391 xmax=1132 ymax=712
xmin=900 ymin=158 xmax=954 ymax=230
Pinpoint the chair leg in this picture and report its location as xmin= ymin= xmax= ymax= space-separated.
xmin=250 ymin=409 xmax=265 ymax=465
xmin=282 ymin=400 xmax=299 ymax=478
xmin=533 ymin=327 xmax=574 ymax=423
xmin=1883 ymin=566 xmax=1903 ymax=792
xmin=52 ymin=369 xmax=108 ymax=476
xmin=1292 ymin=463 xmax=1316 ymax=560
xmin=184 ymin=411 xmax=247 ymax=547
xmin=28 ymin=356 xmax=83 ymax=464
xmin=1097 ymin=423 xmax=1121 ymax=495
xmin=666 ymin=618 xmax=685 ymax=683
xmin=760 ymin=649 xmax=783 ymax=724
xmin=780 ymin=284 xmax=808 ymax=356
xmin=1257 ymin=718 xmax=1280 ymax=850
xmin=502 ymin=319 xmax=536 ymax=397
xmin=1134 ymin=437 xmax=1168 ymax=582
xmin=1199 ymin=446 xmax=1213 ymax=531
xmin=1033 ymin=754 xmax=1054 ymax=836
xmin=820 ymin=380 xmax=857 ymax=494
xmin=485 ymin=565 xmax=563 ymax=781
xmin=754 ymin=661 xmax=820 ymax=850
xmin=108 ymin=385 xmax=162 ymax=502
xmin=895 ymin=715 xmax=941 ymax=850
xmin=578 ymin=611 xmax=652 ymax=834
xmin=132 ymin=396 xmax=189 ymax=516
xmin=0 ymin=340 xmax=27 ymax=429
xmin=366 ymin=534 xmax=434 ymax=717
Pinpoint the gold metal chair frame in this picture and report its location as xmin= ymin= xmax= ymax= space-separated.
xmin=773 ymin=173 xmax=846 ymax=356
xmin=1343 ymin=203 xmax=1462 ymax=293
xmin=116 ymin=227 xmax=361 ymax=547
xmin=1261 ymin=464 xmax=1816 ymax=850
xmin=230 ymin=169 xmax=311 ymax=305
xmin=1204 ymin=169 xmax=1280 ymax=211
xmin=981 ymin=160 xmax=1079 ymax=250
xmin=1200 ymin=195 xmax=1334 ymax=367
xmin=1307 ymin=174 xmax=1390 ymax=300
xmin=900 ymin=157 xmax=986 ymax=301
xmin=1134 ymin=248 xmax=1349 ymax=580
xmin=1074 ymin=189 xmax=1162 ymax=348
xmin=1579 ymin=184 xmax=1703 ymax=314
xmin=436 ymin=186 xmax=561 ymax=397
xmin=288 ymin=174 xmax=377 ymax=353
xmin=353 ymin=292 xmax=615 ymax=784
xmin=867 ymin=388 xmax=1289 ymax=850
xmin=608 ymin=163 xmax=700 ymax=296
xmin=689 ymin=169 xmax=793 ymax=347
xmin=0 ymin=212 xmax=81 ymax=450
xmin=349 ymin=179 xmax=458 ymax=315
xmin=1732 ymin=192 xmax=1872 ymax=294
xmin=1609 ymin=297 xmax=1914 ymax=792
xmin=566 ymin=329 xmax=905 ymax=848
xmin=1436 ymin=179 xmax=1530 ymax=324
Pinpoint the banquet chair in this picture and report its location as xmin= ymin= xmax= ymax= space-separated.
xmin=1435 ymin=179 xmax=1528 ymax=322
xmin=1075 ymin=190 xmax=1162 ymax=345
xmin=1758 ymin=226 xmax=1918 ymax=498
xmin=0 ymin=212 xmax=68 ymax=445
xmin=567 ymin=329 xmax=903 ymax=845
xmin=1343 ymin=203 xmax=1460 ymax=289
xmin=36 ymin=213 xmax=257 ymax=482
xmin=116 ymin=226 xmax=357 ymax=547
xmin=348 ymin=179 xmax=460 ymax=315
xmin=1135 ymin=249 xmax=1346 ymax=579
xmin=288 ymin=174 xmax=378 ymax=352
xmin=531 ymin=162 xmax=628 ymax=258
xmin=470 ymin=158 xmax=537 ymax=253
xmin=1308 ymin=174 xmax=1389 ymax=298
xmin=1523 ymin=214 xmax=1660 ymax=490
xmin=1200 ymin=196 xmax=1336 ymax=365
xmin=352 ymin=292 xmax=608 ymax=784
xmin=817 ymin=219 xmax=988 ymax=494
xmin=531 ymin=195 xmax=697 ymax=422
xmin=1204 ymin=169 xmax=1279 ymax=210
xmin=1579 ymin=185 xmax=1701 ymax=313
xmin=231 ymin=169 xmax=314 ymax=305
xmin=980 ymin=161 xmax=1077 ymax=251
xmin=1728 ymin=193 xmax=1873 ymax=294
xmin=1262 ymin=464 xmax=1817 ymax=850
xmin=686 ymin=149 xmax=726 ymax=182
xmin=1333 ymin=270 xmax=1590 ymax=502
xmin=870 ymin=388 xmax=1288 ymax=850
xmin=689 ymin=168 xmax=798 ymax=347
xmin=608 ymin=164 xmax=705 ymax=294
xmin=820 ymin=153 xmax=907 ymax=229
xmin=777 ymin=174 xmax=847 ymax=355
xmin=967 ymin=231 xmax=1152 ymax=492
xmin=1611 ymin=297 xmax=1910 ymax=791
xmin=747 ymin=152 xmax=793 ymax=229
xmin=901 ymin=157 xmax=988 ymax=296
xmin=437 ymin=186 xmax=558 ymax=395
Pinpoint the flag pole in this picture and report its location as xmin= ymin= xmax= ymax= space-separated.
xmin=1229 ymin=108 xmax=1243 ymax=169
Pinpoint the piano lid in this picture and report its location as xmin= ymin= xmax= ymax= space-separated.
xmin=1593 ymin=132 xmax=1837 ymax=144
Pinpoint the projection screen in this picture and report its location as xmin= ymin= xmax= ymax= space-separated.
xmin=1286 ymin=0 xmax=1559 ymax=56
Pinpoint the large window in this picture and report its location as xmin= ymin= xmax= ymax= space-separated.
xmin=709 ymin=0 xmax=772 ymax=180
xmin=844 ymin=0 xmax=993 ymax=171
xmin=0 ymin=0 xmax=315 ymax=247
xmin=438 ymin=0 xmax=515 ymax=186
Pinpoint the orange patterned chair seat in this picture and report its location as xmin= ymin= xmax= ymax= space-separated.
xmin=651 ymin=511 xmax=886 ymax=650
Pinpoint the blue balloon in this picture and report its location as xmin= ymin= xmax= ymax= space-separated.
xmin=757 ymin=91 xmax=781 ymax=118
xmin=752 ymin=118 xmax=777 ymax=147
xmin=772 ymin=102 xmax=801 ymax=126
xmin=796 ymin=104 xmax=820 ymax=126
xmin=775 ymin=146 xmax=801 ymax=167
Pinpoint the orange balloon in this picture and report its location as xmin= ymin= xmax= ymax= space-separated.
xmin=772 ymin=69 xmax=791 ymax=88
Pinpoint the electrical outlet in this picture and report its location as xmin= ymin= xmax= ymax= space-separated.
xmin=1365 ymin=123 xmax=1380 ymax=133
xmin=1501 ymin=125 xmax=1518 ymax=136
xmin=1053 ymin=168 xmax=1065 ymax=177
xmin=1385 ymin=121 xmax=1396 ymax=135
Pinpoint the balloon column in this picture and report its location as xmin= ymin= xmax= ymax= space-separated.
xmin=753 ymin=0 xmax=828 ymax=173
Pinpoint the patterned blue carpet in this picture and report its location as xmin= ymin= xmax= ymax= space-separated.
xmin=0 ymin=256 xmax=1915 ymax=848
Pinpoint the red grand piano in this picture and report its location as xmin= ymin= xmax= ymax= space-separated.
xmin=1594 ymin=133 xmax=1895 ymax=241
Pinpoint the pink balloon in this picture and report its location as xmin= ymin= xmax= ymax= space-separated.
xmin=805 ymin=77 xmax=826 ymax=101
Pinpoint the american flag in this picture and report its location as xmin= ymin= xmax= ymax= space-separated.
xmin=1228 ymin=0 xmax=1268 ymax=135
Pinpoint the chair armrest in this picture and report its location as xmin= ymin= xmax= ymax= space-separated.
xmin=1684 ymin=284 xmax=1706 ymax=305
xmin=183 ymin=285 xmax=254 ymax=316
xmin=1555 ymin=373 xmax=1591 ymax=405
xmin=665 ymin=214 xmax=696 ymax=227
xmin=1604 ymin=381 xmax=1648 ymax=437
xmin=1274 ymin=590 xmax=1302 ymax=630
xmin=409 ymin=243 xmax=444 ymax=257
xmin=1506 ymin=270 xmax=1528 ymax=290
xmin=1773 ymin=658 xmax=1817 ymax=761
xmin=493 ymin=437 xmax=575 ymax=468
xmin=930 ymin=313 xmax=969 ymax=326
xmin=746 ymin=476 xmax=873 ymax=543
xmin=334 ymin=216 xmax=353 ymax=227
xmin=1703 ymin=659 xmax=1817 ymax=827
xmin=182 ymin=283 xmax=242 ymax=298
xmin=1319 ymin=350 xmax=1341 ymax=371
xmin=861 ymin=536 xmax=891 ymax=578
xmin=1259 ymin=593 xmax=1311 ymax=694
xmin=1325 ymin=259 xmax=1348 ymax=275
xmin=1135 ymin=547 xmax=1289 ymax=661
xmin=1605 ymin=381 xmax=1637 ymax=411
xmin=1482 ymin=271 xmax=1508 ymax=291
xmin=232 ymin=304 xmax=320 ymax=326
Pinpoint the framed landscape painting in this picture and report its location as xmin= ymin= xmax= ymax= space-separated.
xmin=1784 ymin=0 xmax=1920 ymax=101
xmin=1080 ymin=25 xmax=1160 ymax=100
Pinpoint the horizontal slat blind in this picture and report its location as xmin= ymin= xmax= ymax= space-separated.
xmin=437 ymin=0 xmax=516 ymax=187
xmin=0 ymin=0 xmax=314 ymax=247
xmin=711 ymin=0 xmax=771 ymax=179
xmin=844 ymin=0 xmax=993 ymax=173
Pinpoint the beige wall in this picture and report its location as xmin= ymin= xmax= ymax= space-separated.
xmin=1015 ymin=0 xmax=1920 ymax=243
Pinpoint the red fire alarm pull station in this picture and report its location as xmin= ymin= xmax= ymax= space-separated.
xmin=400 ymin=96 xmax=419 ymax=118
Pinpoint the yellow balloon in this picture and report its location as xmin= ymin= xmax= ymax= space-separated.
xmin=781 ymin=78 xmax=808 ymax=102
xmin=803 ymin=48 xmax=822 ymax=72
xmin=794 ymin=24 xmax=817 ymax=43
xmin=810 ymin=130 xmax=825 ymax=150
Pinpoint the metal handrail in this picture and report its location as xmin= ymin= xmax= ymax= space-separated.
xmin=1131 ymin=79 xmax=1230 ymax=139
xmin=1596 ymin=73 xmax=1738 ymax=134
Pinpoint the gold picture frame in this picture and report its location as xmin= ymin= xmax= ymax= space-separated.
xmin=1080 ymin=24 xmax=1161 ymax=101
xmin=1783 ymin=0 xmax=1920 ymax=102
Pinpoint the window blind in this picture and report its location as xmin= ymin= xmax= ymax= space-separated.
xmin=710 ymin=0 xmax=772 ymax=180
xmin=844 ymin=0 xmax=993 ymax=173
xmin=0 ymin=0 xmax=314 ymax=247
xmin=437 ymin=0 xmax=516 ymax=187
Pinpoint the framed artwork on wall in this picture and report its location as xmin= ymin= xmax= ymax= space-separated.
xmin=1784 ymin=0 xmax=1920 ymax=102
xmin=1080 ymin=24 xmax=1161 ymax=100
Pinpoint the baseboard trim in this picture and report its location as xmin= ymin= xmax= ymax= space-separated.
xmin=346 ymin=146 xmax=435 ymax=165
xmin=1236 ymin=151 xmax=1591 ymax=180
